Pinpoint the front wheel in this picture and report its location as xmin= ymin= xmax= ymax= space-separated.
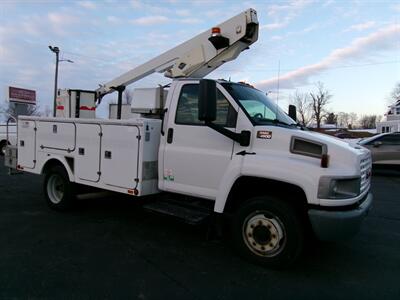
xmin=44 ymin=165 xmax=76 ymax=211
xmin=231 ymin=196 xmax=304 ymax=268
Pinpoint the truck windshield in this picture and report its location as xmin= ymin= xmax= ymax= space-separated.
xmin=221 ymin=83 xmax=296 ymax=126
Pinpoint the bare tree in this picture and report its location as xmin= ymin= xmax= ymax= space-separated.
xmin=359 ymin=115 xmax=377 ymax=129
xmin=0 ymin=102 xmax=40 ymax=120
xmin=348 ymin=112 xmax=358 ymax=129
xmin=388 ymin=82 xmax=400 ymax=103
xmin=324 ymin=112 xmax=337 ymax=125
xmin=337 ymin=112 xmax=350 ymax=128
xmin=310 ymin=82 xmax=332 ymax=129
xmin=290 ymin=90 xmax=312 ymax=126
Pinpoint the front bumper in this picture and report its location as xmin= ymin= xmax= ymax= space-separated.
xmin=308 ymin=192 xmax=373 ymax=241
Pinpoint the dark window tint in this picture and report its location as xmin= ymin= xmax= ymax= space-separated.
xmin=175 ymin=84 xmax=237 ymax=127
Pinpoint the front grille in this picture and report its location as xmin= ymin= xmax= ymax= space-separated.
xmin=360 ymin=155 xmax=372 ymax=194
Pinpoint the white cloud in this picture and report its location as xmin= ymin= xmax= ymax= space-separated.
xmin=263 ymin=0 xmax=314 ymax=30
xmin=48 ymin=12 xmax=78 ymax=26
xmin=130 ymin=15 xmax=169 ymax=25
xmin=176 ymin=9 xmax=190 ymax=17
xmin=256 ymin=24 xmax=400 ymax=90
xmin=322 ymin=0 xmax=335 ymax=7
xmin=267 ymin=0 xmax=314 ymax=16
xmin=107 ymin=16 xmax=120 ymax=24
xmin=261 ymin=21 xmax=288 ymax=30
xmin=77 ymin=1 xmax=96 ymax=9
xmin=180 ymin=18 xmax=202 ymax=24
xmin=345 ymin=21 xmax=376 ymax=32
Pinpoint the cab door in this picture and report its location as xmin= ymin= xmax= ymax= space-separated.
xmin=161 ymin=81 xmax=238 ymax=199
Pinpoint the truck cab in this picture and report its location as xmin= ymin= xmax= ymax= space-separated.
xmin=158 ymin=78 xmax=372 ymax=265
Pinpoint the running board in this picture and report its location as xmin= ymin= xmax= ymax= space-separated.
xmin=142 ymin=199 xmax=212 ymax=225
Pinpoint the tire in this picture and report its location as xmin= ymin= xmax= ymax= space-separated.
xmin=43 ymin=165 xmax=76 ymax=211
xmin=231 ymin=196 xmax=304 ymax=268
xmin=0 ymin=141 xmax=7 ymax=157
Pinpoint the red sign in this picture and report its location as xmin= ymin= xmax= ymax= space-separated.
xmin=8 ymin=86 xmax=36 ymax=105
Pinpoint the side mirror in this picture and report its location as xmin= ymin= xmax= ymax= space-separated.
xmin=239 ymin=130 xmax=251 ymax=147
xmin=198 ymin=79 xmax=216 ymax=122
xmin=288 ymin=105 xmax=297 ymax=122
xmin=373 ymin=141 xmax=382 ymax=147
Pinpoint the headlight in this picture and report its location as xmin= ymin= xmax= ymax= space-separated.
xmin=318 ymin=177 xmax=361 ymax=199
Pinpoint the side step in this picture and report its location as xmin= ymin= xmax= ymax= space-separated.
xmin=142 ymin=199 xmax=212 ymax=225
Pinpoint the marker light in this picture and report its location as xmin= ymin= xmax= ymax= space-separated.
xmin=211 ymin=27 xmax=221 ymax=36
xmin=321 ymin=154 xmax=329 ymax=168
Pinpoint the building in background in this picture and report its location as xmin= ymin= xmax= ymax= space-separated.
xmin=377 ymin=99 xmax=400 ymax=133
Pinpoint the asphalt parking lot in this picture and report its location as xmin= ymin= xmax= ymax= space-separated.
xmin=0 ymin=158 xmax=399 ymax=299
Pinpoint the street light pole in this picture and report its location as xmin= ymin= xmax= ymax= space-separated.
xmin=49 ymin=46 xmax=60 ymax=117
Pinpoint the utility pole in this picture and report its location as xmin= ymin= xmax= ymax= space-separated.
xmin=48 ymin=46 xmax=73 ymax=117
xmin=49 ymin=46 xmax=59 ymax=117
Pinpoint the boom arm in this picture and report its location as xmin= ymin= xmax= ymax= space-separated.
xmin=96 ymin=8 xmax=258 ymax=99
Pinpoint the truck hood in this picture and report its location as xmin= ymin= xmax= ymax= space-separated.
xmin=250 ymin=126 xmax=370 ymax=175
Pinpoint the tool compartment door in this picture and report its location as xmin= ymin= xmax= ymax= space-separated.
xmin=101 ymin=125 xmax=140 ymax=189
xmin=75 ymin=124 xmax=101 ymax=182
xmin=17 ymin=120 xmax=36 ymax=169
xmin=36 ymin=121 xmax=76 ymax=152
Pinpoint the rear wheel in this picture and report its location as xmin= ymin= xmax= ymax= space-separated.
xmin=231 ymin=196 xmax=304 ymax=268
xmin=44 ymin=165 xmax=76 ymax=210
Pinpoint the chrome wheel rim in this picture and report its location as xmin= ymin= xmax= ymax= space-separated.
xmin=242 ymin=212 xmax=286 ymax=257
xmin=47 ymin=174 xmax=65 ymax=204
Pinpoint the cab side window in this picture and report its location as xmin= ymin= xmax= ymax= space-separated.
xmin=175 ymin=84 xmax=237 ymax=127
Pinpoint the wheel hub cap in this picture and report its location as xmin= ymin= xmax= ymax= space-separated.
xmin=47 ymin=175 xmax=64 ymax=204
xmin=243 ymin=213 xmax=285 ymax=257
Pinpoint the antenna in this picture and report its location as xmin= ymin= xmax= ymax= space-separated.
xmin=275 ymin=60 xmax=281 ymax=118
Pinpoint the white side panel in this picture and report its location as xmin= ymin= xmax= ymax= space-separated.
xmin=138 ymin=120 xmax=162 ymax=195
xmin=101 ymin=125 xmax=140 ymax=190
xmin=78 ymin=92 xmax=96 ymax=119
xmin=36 ymin=122 xmax=76 ymax=152
xmin=17 ymin=120 xmax=36 ymax=169
xmin=75 ymin=124 xmax=101 ymax=182
xmin=56 ymin=90 xmax=71 ymax=118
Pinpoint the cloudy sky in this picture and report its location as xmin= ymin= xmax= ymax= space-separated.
xmin=0 ymin=0 xmax=399 ymax=118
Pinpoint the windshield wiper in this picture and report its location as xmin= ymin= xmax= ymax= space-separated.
xmin=272 ymin=119 xmax=293 ymax=126
xmin=254 ymin=118 xmax=296 ymax=127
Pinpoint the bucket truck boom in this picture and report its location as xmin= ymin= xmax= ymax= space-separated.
xmin=95 ymin=8 xmax=258 ymax=100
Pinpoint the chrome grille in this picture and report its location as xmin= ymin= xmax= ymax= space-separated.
xmin=360 ymin=155 xmax=372 ymax=194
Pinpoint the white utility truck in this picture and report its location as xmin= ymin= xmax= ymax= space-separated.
xmin=5 ymin=9 xmax=373 ymax=267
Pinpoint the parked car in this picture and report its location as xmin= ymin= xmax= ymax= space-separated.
xmin=358 ymin=132 xmax=400 ymax=166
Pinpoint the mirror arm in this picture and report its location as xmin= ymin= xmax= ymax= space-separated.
xmin=206 ymin=121 xmax=250 ymax=146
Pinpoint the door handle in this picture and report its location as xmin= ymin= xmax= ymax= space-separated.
xmin=160 ymin=108 xmax=168 ymax=136
xmin=167 ymin=128 xmax=174 ymax=144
